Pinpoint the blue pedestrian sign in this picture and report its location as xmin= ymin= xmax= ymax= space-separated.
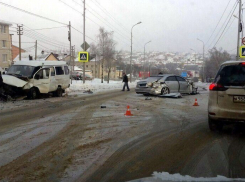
xmin=78 ymin=52 xmax=89 ymax=62
xmin=181 ymin=72 xmax=187 ymax=78
xmin=240 ymin=46 xmax=245 ymax=58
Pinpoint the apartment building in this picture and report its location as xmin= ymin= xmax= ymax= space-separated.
xmin=0 ymin=20 xmax=12 ymax=69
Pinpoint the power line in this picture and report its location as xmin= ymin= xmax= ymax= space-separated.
xmin=71 ymin=26 xmax=97 ymax=42
xmin=90 ymin=0 xmax=131 ymax=33
xmin=0 ymin=2 xmax=68 ymax=26
xmin=85 ymin=3 xmax=131 ymax=40
xmin=205 ymin=0 xmax=232 ymax=45
xmin=212 ymin=1 xmax=238 ymax=48
xmin=23 ymin=25 xmax=70 ymax=47
xmin=208 ymin=0 xmax=238 ymax=48
xmin=23 ymin=33 xmax=69 ymax=49
xmin=58 ymin=0 xmax=134 ymax=49
xmin=24 ymin=26 xmax=67 ymax=31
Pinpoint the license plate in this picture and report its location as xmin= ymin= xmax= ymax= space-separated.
xmin=234 ymin=96 xmax=245 ymax=103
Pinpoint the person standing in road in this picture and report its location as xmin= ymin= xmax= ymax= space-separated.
xmin=122 ymin=72 xmax=130 ymax=91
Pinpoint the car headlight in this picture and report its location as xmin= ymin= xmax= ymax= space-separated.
xmin=147 ymin=83 xmax=153 ymax=87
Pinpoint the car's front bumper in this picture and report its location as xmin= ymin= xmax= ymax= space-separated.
xmin=135 ymin=87 xmax=152 ymax=94
xmin=135 ymin=87 xmax=162 ymax=95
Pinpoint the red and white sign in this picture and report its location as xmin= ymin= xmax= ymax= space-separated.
xmin=242 ymin=37 xmax=245 ymax=45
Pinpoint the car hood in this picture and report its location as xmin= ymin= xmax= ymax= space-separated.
xmin=137 ymin=80 xmax=147 ymax=84
xmin=2 ymin=75 xmax=28 ymax=87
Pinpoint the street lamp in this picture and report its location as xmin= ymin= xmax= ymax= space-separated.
xmin=144 ymin=41 xmax=151 ymax=72
xmin=197 ymin=38 xmax=205 ymax=82
xmin=130 ymin=21 xmax=142 ymax=82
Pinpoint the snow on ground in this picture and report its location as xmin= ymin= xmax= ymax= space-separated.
xmin=153 ymin=172 xmax=245 ymax=181
xmin=66 ymin=79 xmax=137 ymax=95
xmin=130 ymin=172 xmax=245 ymax=181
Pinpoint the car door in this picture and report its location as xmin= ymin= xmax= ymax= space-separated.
xmin=49 ymin=67 xmax=57 ymax=92
xmin=176 ymin=76 xmax=189 ymax=93
xmin=55 ymin=66 xmax=65 ymax=88
xmin=165 ymin=76 xmax=179 ymax=92
xmin=33 ymin=68 xmax=50 ymax=93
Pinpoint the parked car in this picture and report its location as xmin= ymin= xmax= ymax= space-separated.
xmin=71 ymin=71 xmax=82 ymax=80
xmin=135 ymin=74 xmax=197 ymax=96
xmin=85 ymin=74 xmax=93 ymax=80
xmin=2 ymin=61 xmax=70 ymax=99
xmin=208 ymin=60 xmax=245 ymax=131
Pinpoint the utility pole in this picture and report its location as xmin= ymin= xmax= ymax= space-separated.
xmin=17 ymin=24 xmax=23 ymax=61
xmin=10 ymin=34 xmax=14 ymax=63
xmin=35 ymin=40 xmax=37 ymax=60
xmin=83 ymin=0 xmax=86 ymax=84
xmin=68 ymin=21 xmax=72 ymax=84
xmin=68 ymin=21 xmax=72 ymax=67
xmin=130 ymin=22 xmax=142 ymax=83
xmin=101 ymin=35 xmax=104 ymax=83
xmin=73 ymin=45 xmax=75 ymax=72
xmin=144 ymin=41 xmax=151 ymax=72
xmin=94 ymin=54 xmax=96 ymax=78
xmin=237 ymin=0 xmax=242 ymax=60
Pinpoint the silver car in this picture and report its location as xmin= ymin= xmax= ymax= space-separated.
xmin=135 ymin=74 xmax=196 ymax=95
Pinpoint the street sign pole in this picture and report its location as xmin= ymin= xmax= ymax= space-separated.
xmin=83 ymin=0 xmax=86 ymax=84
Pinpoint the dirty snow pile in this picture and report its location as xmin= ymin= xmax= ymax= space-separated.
xmin=66 ymin=79 xmax=137 ymax=95
xmin=153 ymin=172 xmax=245 ymax=181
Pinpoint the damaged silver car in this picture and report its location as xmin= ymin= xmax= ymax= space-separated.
xmin=135 ymin=74 xmax=197 ymax=96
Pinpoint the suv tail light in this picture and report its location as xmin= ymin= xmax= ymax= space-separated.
xmin=209 ymin=83 xmax=228 ymax=91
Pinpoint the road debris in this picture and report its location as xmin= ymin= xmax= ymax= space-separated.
xmin=158 ymin=93 xmax=182 ymax=98
xmin=145 ymin=97 xmax=152 ymax=100
xmin=83 ymin=89 xmax=93 ymax=94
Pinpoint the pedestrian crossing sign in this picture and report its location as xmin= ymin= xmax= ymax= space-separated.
xmin=78 ymin=52 xmax=89 ymax=62
xmin=239 ymin=46 xmax=245 ymax=58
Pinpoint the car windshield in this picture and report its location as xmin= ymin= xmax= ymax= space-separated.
xmin=215 ymin=64 xmax=245 ymax=86
xmin=7 ymin=65 xmax=37 ymax=78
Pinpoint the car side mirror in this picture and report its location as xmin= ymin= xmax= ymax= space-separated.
xmin=35 ymin=74 xmax=40 ymax=80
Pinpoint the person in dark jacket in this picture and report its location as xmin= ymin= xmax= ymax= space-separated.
xmin=122 ymin=72 xmax=130 ymax=91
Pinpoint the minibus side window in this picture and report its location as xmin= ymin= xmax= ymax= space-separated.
xmin=55 ymin=67 xmax=64 ymax=75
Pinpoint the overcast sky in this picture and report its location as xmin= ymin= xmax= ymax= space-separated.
xmin=0 ymin=0 xmax=240 ymax=54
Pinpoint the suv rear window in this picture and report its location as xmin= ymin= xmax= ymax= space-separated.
xmin=215 ymin=64 xmax=245 ymax=86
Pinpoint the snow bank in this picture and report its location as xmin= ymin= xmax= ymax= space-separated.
xmin=153 ymin=172 xmax=245 ymax=181
xmin=66 ymin=78 xmax=136 ymax=95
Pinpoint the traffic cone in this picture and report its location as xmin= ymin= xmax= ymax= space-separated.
xmin=193 ymin=98 xmax=199 ymax=106
xmin=125 ymin=105 xmax=133 ymax=116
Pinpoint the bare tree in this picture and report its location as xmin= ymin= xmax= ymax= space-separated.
xmin=205 ymin=48 xmax=230 ymax=80
xmin=96 ymin=27 xmax=116 ymax=83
